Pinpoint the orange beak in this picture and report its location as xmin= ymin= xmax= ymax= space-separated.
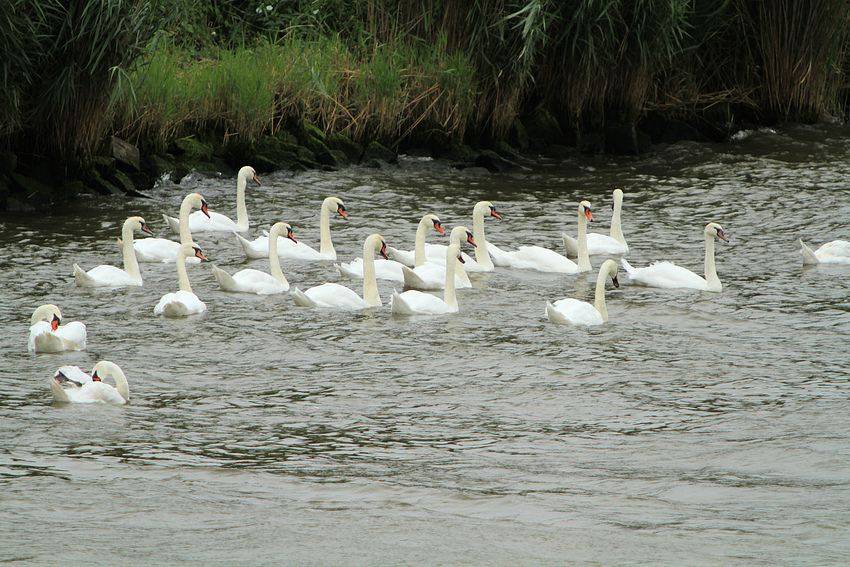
xmin=141 ymin=222 xmax=154 ymax=236
xmin=287 ymin=228 xmax=298 ymax=244
xmin=201 ymin=201 xmax=211 ymax=218
xmin=253 ymin=173 xmax=261 ymax=186
xmin=490 ymin=207 xmax=502 ymax=219
xmin=51 ymin=315 xmax=60 ymax=331
xmin=434 ymin=220 xmax=445 ymax=234
xmin=584 ymin=207 xmax=593 ymax=222
xmin=194 ymin=248 xmax=209 ymax=261
xmin=466 ymin=232 xmax=477 ymax=247
xmin=338 ymin=205 xmax=348 ymax=220
xmin=379 ymin=243 xmax=389 ymax=260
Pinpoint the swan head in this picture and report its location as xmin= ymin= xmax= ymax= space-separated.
xmin=239 ymin=166 xmax=261 ymax=186
xmin=91 ymin=360 xmax=129 ymax=401
xmin=612 ymin=189 xmax=623 ymax=209
xmin=447 ymin=242 xmax=465 ymax=264
xmin=126 ymin=216 xmax=154 ymax=236
xmin=579 ymin=201 xmax=593 ymax=221
xmin=186 ymin=192 xmax=211 ymax=218
xmin=705 ymin=222 xmax=729 ymax=243
xmin=31 ymin=304 xmax=62 ymax=328
xmin=324 ymin=197 xmax=347 ymax=220
xmin=449 ymin=225 xmax=476 ymax=248
xmin=270 ymin=222 xmax=297 ymax=243
xmin=601 ymin=258 xmax=620 ymax=288
xmin=364 ymin=234 xmax=389 ymax=259
xmin=474 ymin=201 xmax=501 ymax=219
xmin=178 ymin=242 xmax=209 ymax=262
xmin=421 ymin=213 xmax=445 ymax=234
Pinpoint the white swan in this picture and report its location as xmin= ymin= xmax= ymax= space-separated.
xmin=488 ymin=201 xmax=593 ymax=273
xmin=28 ymin=304 xmax=87 ymax=353
xmin=563 ymin=189 xmax=628 ymax=256
xmin=337 ymin=213 xmax=445 ymax=282
xmin=391 ymin=242 xmax=464 ymax=315
xmin=165 ymin=166 xmax=259 ymax=233
xmin=154 ymin=243 xmax=210 ymax=316
xmin=290 ymin=234 xmax=387 ymax=310
xmin=546 ymin=259 xmax=620 ymax=325
xmin=132 ymin=193 xmax=210 ymax=263
xmin=49 ymin=360 xmax=129 ymax=404
xmin=621 ymin=222 xmax=729 ymax=291
xmin=235 ymin=196 xmax=347 ymax=260
xmin=74 ymin=216 xmax=153 ymax=287
xmin=211 ymin=222 xmax=295 ymax=295
xmin=800 ymin=238 xmax=850 ymax=265
xmin=384 ymin=213 xmax=446 ymax=267
xmin=465 ymin=200 xmax=502 ymax=272
xmin=401 ymin=226 xmax=475 ymax=290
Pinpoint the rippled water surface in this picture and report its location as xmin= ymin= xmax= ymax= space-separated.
xmin=2 ymin=124 xmax=849 ymax=566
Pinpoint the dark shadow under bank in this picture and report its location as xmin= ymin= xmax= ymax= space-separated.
xmin=0 ymin=108 xmax=782 ymax=213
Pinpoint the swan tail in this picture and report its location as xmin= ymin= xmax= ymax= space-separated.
xmin=334 ymin=263 xmax=359 ymax=279
xmin=545 ymin=301 xmax=568 ymax=324
xmin=562 ymin=232 xmax=579 ymax=258
xmin=48 ymin=377 xmax=71 ymax=403
xmin=401 ymin=266 xmax=437 ymax=290
xmin=233 ymin=232 xmax=262 ymax=258
xmin=73 ymin=263 xmax=95 ymax=287
xmin=620 ymin=257 xmax=637 ymax=277
xmin=387 ymin=246 xmax=415 ymax=267
xmin=290 ymin=287 xmax=317 ymax=308
xmin=164 ymin=214 xmax=180 ymax=234
xmin=211 ymin=264 xmax=237 ymax=291
xmin=800 ymin=239 xmax=820 ymax=265
xmin=389 ymin=290 xmax=415 ymax=315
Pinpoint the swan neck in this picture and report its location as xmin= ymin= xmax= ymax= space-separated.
xmin=362 ymin=240 xmax=381 ymax=307
xmin=704 ymin=232 xmax=721 ymax=290
xmin=319 ymin=202 xmax=335 ymax=257
xmin=577 ymin=209 xmax=591 ymax=271
xmin=178 ymin=198 xmax=194 ymax=244
xmin=444 ymin=251 xmax=459 ymax=312
xmin=473 ymin=206 xmax=494 ymax=269
xmin=593 ymin=266 xmax=610 ymax=322
xmin=413 ymin=219 xmax=429 ymax=267
xmin=113 ymin=367 xmax=130 ymax=402
xmin=609 ymin=195 xmax=626 ymax=244
xmin=121 ymin=221 xmax=143 ymax=282
xmin=176 ymin=252 xmax=193 ymax=293
xmin=235 ymin=176 xmax=249 ymax=230
xmin=267 ymin=231 xmax=289 ymax=286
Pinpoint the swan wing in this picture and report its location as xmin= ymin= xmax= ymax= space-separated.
xmin=155 ymin=290 xmax=206 ymax=317
xmin=187 ymin=210 xmax=245 ymax=232
xmin=30 ymin=321 xmax=87 ymax=352
xmin=335 ymin=258 xmax=405 ymax=283
xmin=402 ymin=263 xmax=470 ymax=290
xmin=546 ymin=299 xmax=603 ymax=326
xmin=621 ymin=259 xmax=708 ymax=290
xmin=291 ymin=283 xmax=369 ymax=310
xmin=812 ymin=239 xmax=850 ymax=264
xmin=386 ymin=246 xmax=416 ymax=267
xmin=390 ymin=290 xmax=452 ymax=315
xmin=133 ymin=238 xmax=201 ymax=264
xmin=74 ymin=264 xmax=141 ymax=287
xmin=563 ymin=232 xmax=627 ymax=256
xmin=235 ymin=233 xmax=269 ymax=259
xmin=512 ymin=245 xmax=580 ymax=273
xmin=230 ymin=268 xmax=289 ymax=295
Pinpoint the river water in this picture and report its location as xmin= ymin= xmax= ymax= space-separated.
xmin=2 ymin=124 xmax=849 ymax=566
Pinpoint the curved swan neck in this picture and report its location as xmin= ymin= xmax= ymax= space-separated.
xmin=413 ymin=216 xmax=432 ymax=267
xmin=121 ymin=220 xmax=143 ymax=282
xmin=97 ymin=362 xmax=129 ymax=402
xmin=443 ymin=244 xmax=460 ymax=312
xmin=235 ymin=173 xmax=249 ymax=230
xmin=32 ymin=304 xmax=60 ymax=326
xmin=319 ymin=199 xmax=336 ymax=257
xmin=593 ymin=264 xmax=612 ymax=322
xmin=362 ymin=236 xmax=382 ymax=307
xmin=704 ymin=232 xmax=721 ymax=291
xmin=267 ymin=226 xmax=289 ymax=286
xmin=576 ymin=206 xmax=591 ymax=272
xmin=610 ymin=190 xmax=626 ymax=245
xmin=472 ymin=203 xmax=494 ymax=270
xmin=176 ymin=250 xmax=193 ymax=293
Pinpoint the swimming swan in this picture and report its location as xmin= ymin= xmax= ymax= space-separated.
xmin=165 ymin=166 xmax=259 ymax=233
xmin=800 ymin=238 xmax=850 ymax=265
xmin=74 ymin=216 xmax=153 ymax=287
xmin=49 ymin=360 xmax=129 ymax=404
xmin=546 ymin=259 xmax=619 ymax=325
xmin=28 ymin=304 xmax=87 ymax=353
xmin=236 ymin=196 xmax=347 ymax=260
xmin=290 ymin=234 xmax=388 ymax=310
xmin=466 ymin=201 xmax=502 ymax=272
xmin=212 ymin=222 xmax=295 ymax=294
xmin=401 ymin=226 xmax=476 ymax=290
xmin=391 ymin=242 xmax=465 ymax=315
xmin=132 ymin=193 xmax=210 ymax=263
xmin=154 ymin=243 xmax=210 ymax=316
xmin=621 ymin=222 xmax=729 ymax=291
xmin=563 ymin=189 xmax=628 ymax=256
xmin=338 ymin=213 xmax=445 ymax=282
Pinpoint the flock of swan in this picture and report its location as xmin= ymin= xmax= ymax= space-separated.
xmin=31 ymin=165 xmax=850 ymax=405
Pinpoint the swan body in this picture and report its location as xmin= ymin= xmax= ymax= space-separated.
xmin=290 ymin=234 xmax=387 ymax=310
xmin=236 ymin=196 xmax=347 ymax=260
xmin=564 ymin=189 xmax=628 ymax=256
xmin=212 ymin=222 xmax=295 ymax=294
xmin=800 ymin=238 xmax=850 ymax=265
xmin=133 ymin=193 xmax=209 ymax=263
xmin=154 ymin=243 xmax=209 ymax=316
xmin=391 ymin=243 xmax=464 ymax=315
xmin=74 ymin=216 xmax=153 ymax=287
xmin=28 ymin=304 xmax=87 ymax=353
xmin=546 ymin=259 xmax=620 ymax=325
xmin=489 ymin=201 xmax=593 ymax=273
xmin=384 ymin=213 xmax=446 ymax=267
xmin=401 ymin=226 xmax=475 ymax=290
xmin=165 ymin=166 xmax=259 ymax=233
xmin=621 ymin=222 xmax=729 ymax=291
xmin=49 ymin=361 xmax=129 ymax=404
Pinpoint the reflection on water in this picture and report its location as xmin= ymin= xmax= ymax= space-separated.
xmin=2 ymin=124 xmax=849 ymax=566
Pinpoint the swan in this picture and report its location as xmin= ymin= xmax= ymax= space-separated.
xmin=235 ymin=196 xmax=347 ymax=260
xmin=74 ymin=216 xmax=154 ymax=287
xmin=211 ymin=222 xmax=295 ymax=295
xmin=800 ymin=238 xmax=850 ymax=265
xmin=546 ymin=259 xmax=620 ymax=325
xmin=154 ymin=243 xmax=210 ymax=316
xmin=336 ymin=214 xmax=445 ymax=282
xmin=462 ymin=200 xmax=501 ymax=272
xmin=401 ymin=226 xmax=476 ymax=290
xmin=165 ymin=166 xmax=259 ymax=233
xmin=49 ymin=360 xmax=129 ymax=404
xmin=131 ymin=193 xmax=210 ymax=263
xmin=488 ymin=201 xmax=593 ymax=273
xmin=391 ymin=242 xmax=465 ymax=315
xmin=621 ymin=222 xmax=729 ymax=291
xmin=290 ymin=234 xmax=388 ymax=310
xmin=384 ymin=213 xmax=446 ymax=267
xmin=28 ymin=304 xmax=87 ymax=353
xmin=563 ymin=189 xmax=628 ymax=256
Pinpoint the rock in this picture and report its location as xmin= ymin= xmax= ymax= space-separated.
xmin=362 ymin=141 xmax=397 ymax=163
xmin=88 ymin=170 xmax=124 ymax=196
xmin=110 ymin=136 xmax=140 ymax=171
xmin=474 ymin=150 xmax=519 ymax=172
xmin=327 ymin=133 xmax=363 ymax=162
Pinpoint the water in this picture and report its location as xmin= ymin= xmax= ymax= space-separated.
xmin=2 ymin=124 xmax=849 ymax=566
